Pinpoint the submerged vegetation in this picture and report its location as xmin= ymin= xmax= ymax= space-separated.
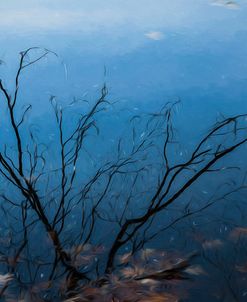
xmin=0 ymin=48 xmax=247 ymax=301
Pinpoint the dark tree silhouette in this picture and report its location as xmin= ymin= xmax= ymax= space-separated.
xmin=0 ymin=48 xmax=246 ymax=301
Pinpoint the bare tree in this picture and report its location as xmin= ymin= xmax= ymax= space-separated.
xmin=0 ymin=48 xmax=246 ymax=301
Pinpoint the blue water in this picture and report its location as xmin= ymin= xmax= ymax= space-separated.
xmin=0 ymin=1 xmax=247 ymax=301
